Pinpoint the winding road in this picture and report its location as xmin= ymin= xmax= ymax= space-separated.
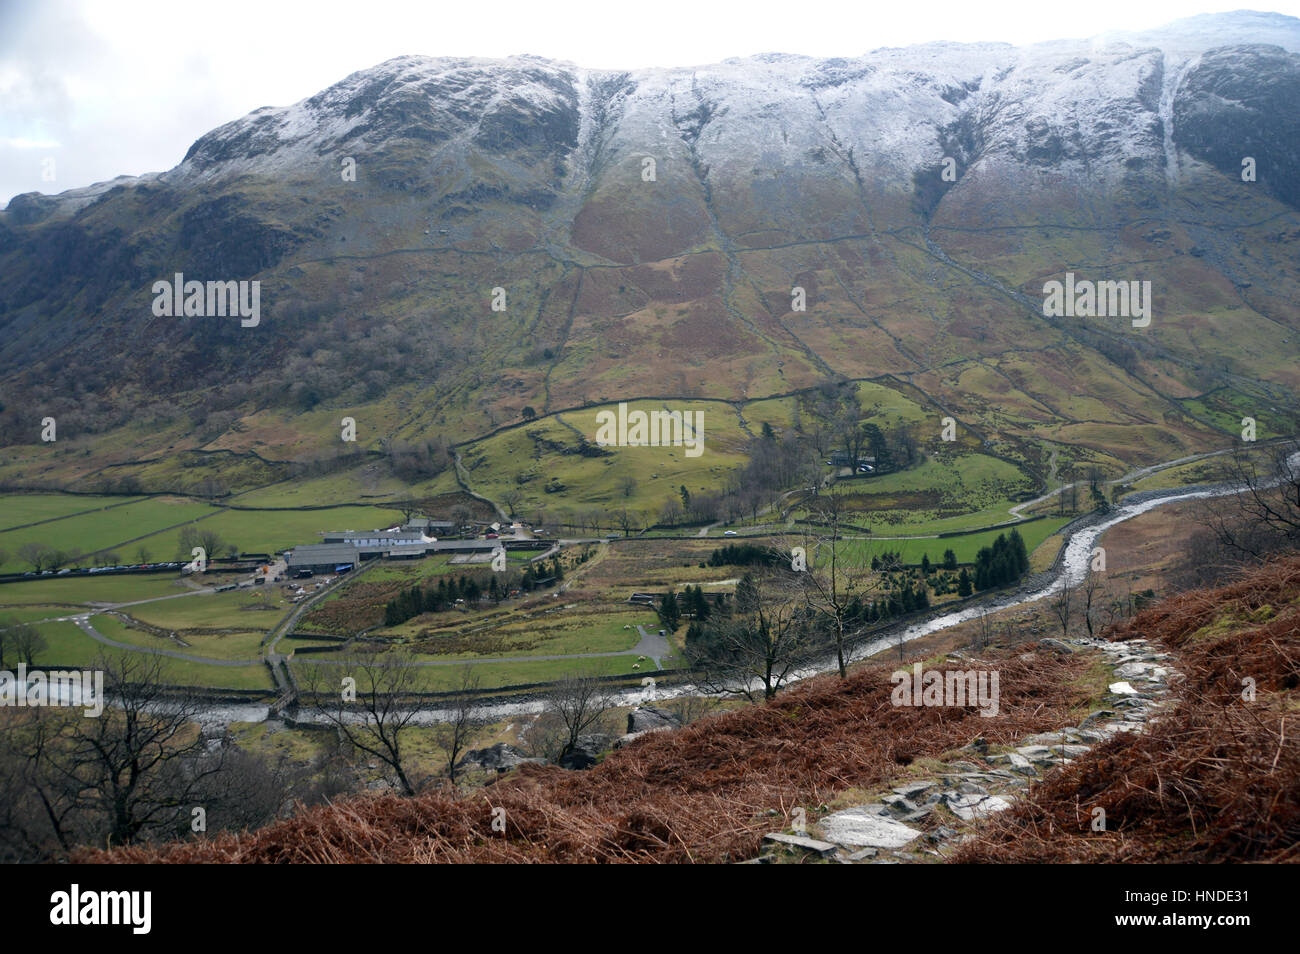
xmin=12 ymin=442 xmax=1292 ymax=725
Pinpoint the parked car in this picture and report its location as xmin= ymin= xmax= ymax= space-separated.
xmin=724 ymin=530 xmax=738 ymax=536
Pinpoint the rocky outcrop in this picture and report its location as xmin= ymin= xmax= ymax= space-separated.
xmin=457 ymin=742 xmax=544 ymax=773
xmin=558 ymin=734 xmax=613 ymax=771
xmin=626 ymin=705 xmax=681 ymax=734
xmin=753 ymin=633 xmax=1178 ymax=863
xmin=612 ymin=705 xmax=684 ymax=750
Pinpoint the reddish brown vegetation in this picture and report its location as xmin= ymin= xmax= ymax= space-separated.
xmin=93 ymin=651 xmax=1091 ymax=863
xmin=956 ymin=556 xmax=1300 ymax=864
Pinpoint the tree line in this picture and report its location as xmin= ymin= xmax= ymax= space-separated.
xmin=382 ymin=560 xmax=566 ymax=627
xmin=972 ymin=529 xmax=1030 ymax=590
xmin=707 ymin=543 xmax=782 ymax=568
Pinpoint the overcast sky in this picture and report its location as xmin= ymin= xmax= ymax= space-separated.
xmin=2 ymin=0 xmax=1297 ymax=205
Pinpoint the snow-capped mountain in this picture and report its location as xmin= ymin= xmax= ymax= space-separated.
xmin=1 ymin=11 xmax=1298 ymax=479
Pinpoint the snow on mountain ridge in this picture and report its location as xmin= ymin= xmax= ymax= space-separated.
xmin=11 ymin=11 xmax=1299 ymax=215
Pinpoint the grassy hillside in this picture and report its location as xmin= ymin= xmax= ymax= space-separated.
xmin=957 ymin=556 xmax=1300 ymax=863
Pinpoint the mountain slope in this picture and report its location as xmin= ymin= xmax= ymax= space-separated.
xmin=2 ymin=11 xmax=1299 ymax=500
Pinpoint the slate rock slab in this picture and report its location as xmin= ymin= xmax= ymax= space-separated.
xmin=818 ymin=808 xmax=923 ymax=849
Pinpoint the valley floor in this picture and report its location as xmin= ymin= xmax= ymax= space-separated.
xmin=93 ymin=550 xmax=1300 ymax=865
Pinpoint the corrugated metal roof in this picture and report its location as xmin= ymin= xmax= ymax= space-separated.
xmin=404 ymin=518 xmax=454 ymax=529
xmin=386 ymin=544 xmax=429 ymax=557
xmin=285 ymin=543 xmax=369 ymax=566
xmin=427 ymin=540 xmax=500 ymax=551
xmin=321 ymin=531 xmax=426 ymax=544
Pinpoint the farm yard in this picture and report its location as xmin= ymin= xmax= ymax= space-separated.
xmin=0 ymin=479 xmax=1086 ymax=702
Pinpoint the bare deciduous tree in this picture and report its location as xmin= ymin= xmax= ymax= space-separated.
xmin=500 ymin=487 xmax=523 ymax=519
xmin=544 ymin=673 xmax=618 ymax=759
xmin=15 ymin=652 xmax=228 ymax=850
xmin=5 ymin=619 xmax=46 ymax=666
xmin=614 ymin=509 xmax=637 ymax=535
xmin=1203 ymin=440 xmax=1300 ymax=558
xmin=663 ymin=694 xmax=717 ymax=726
xmin=303 ymin=650 xmax=427 ymax=796
xmin=17 ymin=543 xmax=52 ymax=573
xmin=971 ymin=609 xmax=995 ymax=652
xmin=179 ymin=525 xmax=233 ymax=562
xmin=790 ymin=487 xmax=877 ymax=678
xmin=685 ymin=573 xmax=822 ymax=702
xmin=432 ymin=665 xmax=480 ymax=784
xmin=1080 ymin=567 xmax=1104 ymax=638
xmin=1050 ymin=577 xmax=1074 ymax=638
xmin=658 ymin=496 xmax=684 ymax=527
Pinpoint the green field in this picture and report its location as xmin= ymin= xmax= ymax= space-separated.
xmin=22 ymin=616 xmax=272 ymax=689
xmin=364 ymin=555 xmax=463 ymax=583
xmin=133 ymin=504 xmax=407 ymax=560
xmin=458 ymin=399 xmax=752 ymax=521
xmin=832 ymin=517 xmax=1071 ymax=567
xmin=823 ymin=501 xmax=1033 ymax=536
xmin=0 ymin=574 xmax=192 ymax=608
xmin=1122 ymin=447 xmax=1283 ymax=495
xmin=0 ymin=492 xmax=407 ymax=572
xmin=396 ymin=608 xmax=656 ymax=658
xmin=791 ymin=453 xmax=1037 ymax=533
xmin=0 ymin=493 xmax=146 ymax=532
xmin=98 ymin=607 xmax=269 ymax=662
xmin=1178 ymin=388 xmax=1289 ymax=440
xmin=0 ymin=604 xmax=83 ymax=624
xmin=0 ymin=496 xmax=216 ymax=572
xmin=120 ymin=586 xmax=288 ymax=631
xmin=88 ymin=615 xmax=273 ymax=689
xmin=29 ymin=619 xmax=96 ymax=666
xmin=292 ymin=651 xmax=651 ymax=693
xmin=146 ymin=629 xmax=267 ymax=662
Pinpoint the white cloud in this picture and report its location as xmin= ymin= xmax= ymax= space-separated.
xmin=0 ymin=137 xmax=62 ymax=149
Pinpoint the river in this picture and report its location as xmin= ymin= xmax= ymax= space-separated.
xmin=159 ymin=451 xmax=1299 ymax=728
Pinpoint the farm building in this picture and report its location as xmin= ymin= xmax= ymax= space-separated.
xmin=827 ymin=451 xmax=875 ymax=468
xmin=320 ymin=530 xmax=428 ymax=546
xmin=284 ymin=536 xmax=550 ymax=575
xmin=285 ymin=543 xmax=377 ymax=576
xmin=385 ymin=543 xmax=428 ymax=560
xmin=403 ymin=517 xmax=455 ymax=533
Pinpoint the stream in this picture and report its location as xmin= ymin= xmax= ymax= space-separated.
xmin=153 ymin=454 xmax=1297 ymax=729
